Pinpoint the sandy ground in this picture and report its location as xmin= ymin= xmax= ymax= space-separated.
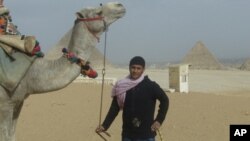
xmin=16 ymin=69 xmax=250 ymax=141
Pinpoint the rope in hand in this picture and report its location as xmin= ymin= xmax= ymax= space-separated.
xmin=157 ymin=129 xmax=164 ymax=141
xmin=96 ymin=21 xmax=111 ymax=141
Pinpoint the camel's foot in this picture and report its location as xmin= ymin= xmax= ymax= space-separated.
xmin=0 ymin=101 xmax=16 ymax=141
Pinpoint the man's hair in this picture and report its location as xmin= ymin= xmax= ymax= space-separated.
xmin=129 ymin=56 xmax=145 ymax=67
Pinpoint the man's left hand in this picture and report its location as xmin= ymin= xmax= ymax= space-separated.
xmin=151 ymin=121 xmax=161 ymax=131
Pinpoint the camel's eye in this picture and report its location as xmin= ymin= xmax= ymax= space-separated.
xmin=96 ymin=11 xmax=102 ymax=16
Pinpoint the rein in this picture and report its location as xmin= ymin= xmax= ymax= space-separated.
xmin=75 ymin=13 xmax=110 ymax=140
xmin=77 ymin=16 xmax=103 ymax=22
xmin=96 ymin=23 xmax=110 ymax=141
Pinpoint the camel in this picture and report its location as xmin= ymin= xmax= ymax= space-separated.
xmin=0 ymin=2 xmax=125 ymax=141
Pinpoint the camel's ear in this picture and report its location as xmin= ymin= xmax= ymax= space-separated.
xmin=75 ymin=12 xmax=84 ymax=18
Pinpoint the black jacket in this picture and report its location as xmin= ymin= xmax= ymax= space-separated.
xmin=102 ymin=76 xmax=169 ymax=139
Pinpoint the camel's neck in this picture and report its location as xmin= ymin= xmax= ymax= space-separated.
xmin=17 ymin=21 xmax=101 ymax=95
xmin=68 ymin=21 xmax=100 ymax=60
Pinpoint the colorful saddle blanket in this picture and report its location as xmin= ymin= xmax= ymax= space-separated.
xmin=0 ymin=48 xmax=36 ymax=92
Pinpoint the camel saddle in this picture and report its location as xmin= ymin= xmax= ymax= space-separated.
xmin=0 ymin=35 xmax=36 ymax=55
xmin=0 ymin=47 xmax=36 ymax=92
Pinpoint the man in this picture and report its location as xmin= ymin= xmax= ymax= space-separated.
xmin=96 ymin=56 xmax=169 ymax=141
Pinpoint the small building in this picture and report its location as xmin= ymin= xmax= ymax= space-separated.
xmin=169 ymin=64 xmax=190 ymax=93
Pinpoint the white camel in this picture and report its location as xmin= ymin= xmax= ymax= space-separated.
xmin=0 ymin=2 xmax=125 ymax=141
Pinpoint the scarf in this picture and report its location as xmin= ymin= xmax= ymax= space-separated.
xmin=112 ymin=74 xmax=145 ymax=109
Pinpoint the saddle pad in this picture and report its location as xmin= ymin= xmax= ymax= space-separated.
xmin=0 ymin=48 xmax=36 ymax=92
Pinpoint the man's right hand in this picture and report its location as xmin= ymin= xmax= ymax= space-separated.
xmin=95 ymin=125 xmax=105 ymax=133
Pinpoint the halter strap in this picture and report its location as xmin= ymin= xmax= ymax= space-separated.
xmin=77 ymin=16 xmax=103 ymax=22
xmin=76 ymin=16 xmax=105 ymax=42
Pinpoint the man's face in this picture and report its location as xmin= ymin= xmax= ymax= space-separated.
xmin=129 ymin=64 xmax=144 ymax=80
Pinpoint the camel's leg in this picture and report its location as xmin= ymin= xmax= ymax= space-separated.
xmin=0 ymin=100 xmax=15 ymax=141
xmin=12 ymin=101 xmax=24 ymax=141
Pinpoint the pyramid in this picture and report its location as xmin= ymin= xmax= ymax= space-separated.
xmin=88 ymin=48 xmax=113 ymax=69
xmin=239 ymin=58 xmax=250 ymax=71
xmin=182 ymin=41 xmax=224 ymax=70
xmin=45 ymin=28 xmax=113 ymax=69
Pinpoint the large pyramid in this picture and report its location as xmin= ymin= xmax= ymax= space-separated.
xmin=239 ymin=58 xmax=250 ymax=71
xmin=182 ymin=41 xmax=224 ymax=70
xmin=45 ymin=29 xmax=113 ymax=69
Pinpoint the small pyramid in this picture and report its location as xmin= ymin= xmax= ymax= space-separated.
xmin=182 ymin=41 xmax=224 ymax=70
xmin=239 ymin=58 xmax=250 ymax=71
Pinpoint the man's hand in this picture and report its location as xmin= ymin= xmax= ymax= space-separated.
xmin=151 ymin=121 xmax=161 ymax=131
xmin=95 ymin=125 xmax=106 ymax=133
xmin=95 ymin=125 xmax=111 ymax=141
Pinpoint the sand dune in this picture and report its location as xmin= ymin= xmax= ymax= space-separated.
xmin=16 ymin=69 xmax=250 ymax=141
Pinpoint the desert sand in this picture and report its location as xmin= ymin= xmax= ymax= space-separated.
xmin=16 ymin=68 xmax=250 ymax=141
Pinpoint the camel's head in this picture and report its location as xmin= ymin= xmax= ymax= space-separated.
xmin=75 ymin=2 xmax=126 ymax=33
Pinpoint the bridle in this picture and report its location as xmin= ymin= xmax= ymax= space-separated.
xmin=78 ymin=16 xmax=103 ymax=22
xmin=74 ymin=5 xmax=112 ymax=141
xmin=76 ymin=16 xmax=107 ymax=42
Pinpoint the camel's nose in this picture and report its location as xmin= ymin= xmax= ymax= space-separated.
xmin=115 ymin=3 xmax=123 ymax=7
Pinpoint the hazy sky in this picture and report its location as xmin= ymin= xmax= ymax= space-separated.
xmin=5 ymin=0 xmax=250 ymax=63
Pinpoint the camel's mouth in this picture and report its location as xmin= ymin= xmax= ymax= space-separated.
xmin=106 ymin=2 xmax=126 ymax=19
xmin=115 ymin=8 xmax=126 ymax=18
xmin=117 ymin=3 xmax=126 ymax=16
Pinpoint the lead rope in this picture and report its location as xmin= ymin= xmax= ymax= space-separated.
xmin=99 ymin=24 xmax=107 ymax=129
xmin=157 ymin=129 xmax=164 ymax=141
xmin=96 ymin=22 xmax=111 ymax=141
